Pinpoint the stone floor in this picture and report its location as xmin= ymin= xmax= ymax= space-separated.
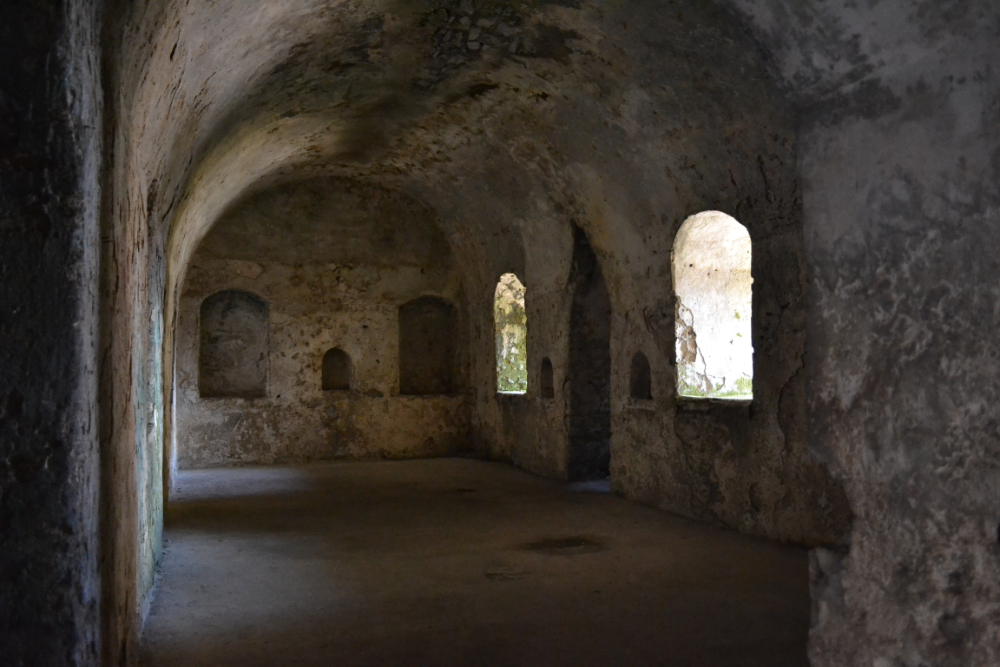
xmin=139 ymin=458 xmax=810 ymax=667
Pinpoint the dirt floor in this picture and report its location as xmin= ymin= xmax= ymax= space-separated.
xmin=139 ymin=458 xmax=810 ymax=667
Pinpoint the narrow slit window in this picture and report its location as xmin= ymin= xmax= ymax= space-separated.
xmin=495 ymin=273 xmax=527 ymax=394
xmin=672 ymin=211 xmax=753 ymax=400
xmin=322 ymin=348 xmax=352 ymax=391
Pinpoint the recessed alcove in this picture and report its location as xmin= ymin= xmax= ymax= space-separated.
xmin=540 ymin=358 xmax=555 ymax=399
xmin=198 ymin=290 xmax=269 ymax=399
xmin=629 ymin=352 xmax=652 ymax=401
xmin=174 ymin=177 xmax=469 ymax=468
xmin=321 ymin=348 xmax=352 ymax=391
xmin=399 ymin=296 xmax=458 ymax=396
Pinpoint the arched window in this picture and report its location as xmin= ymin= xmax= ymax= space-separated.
xmin=630 ymin=352 xmax=652 ymax=400
xmin=540 ymin=357 xmax=555 ymax=399
xmin=199 ymin=290 xmax=269 ymax=398
xmin=322 ymin=348 xmax=352 ymax=391
xmin=398 ymin=296 xmax=457 ymax=395
xmin=494 ymin=273 xmax=527 ymax=394
xmin=672 ymin=211 xmax=753 ymax=400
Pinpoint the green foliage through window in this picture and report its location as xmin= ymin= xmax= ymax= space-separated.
xmin=495 ymin=273 xmax=527 ymax=393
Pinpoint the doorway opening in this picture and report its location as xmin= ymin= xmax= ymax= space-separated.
xmin=567 ymin=226 xmax=612 ymax=482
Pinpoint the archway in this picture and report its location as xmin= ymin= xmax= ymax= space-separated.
xmin=567 ymin=227 xmax=612 ymax=482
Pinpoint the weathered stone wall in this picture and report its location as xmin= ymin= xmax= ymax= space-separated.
xmin=459 ymin=1 xmax=851 ymax=547
xmin=722 ymin=1 xmax=1000 ymax=663
xmin=0 ymin=1 xmax=104 ymax=664
xmin=803 ymin=66 xmax=1000 ymax=667
xmin=176 ymin=259 xmax=470 ymax=468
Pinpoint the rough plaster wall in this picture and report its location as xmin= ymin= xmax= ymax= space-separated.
xmin=61 ymin=1 xmax=997 ymax=664
xmin=805 ymin=68 xmax=1000 ymax=667
xmin=800 ymin=19 xmax=1000 ymax=667
xmin=0 ymin=1 xmax=103 ymax=664
xmin=102 ymin=40 xmax=166 ymax=667
xmin=722 ymin=1 xmax=1000 ymax=663
xmin=427 ymin=1 xmax=833 ymax=533
xmin=177 ymin=259 xmax=469 ymax=468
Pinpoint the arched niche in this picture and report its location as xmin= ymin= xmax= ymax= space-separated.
xmin=322 ymin=348 xmax=352 ymax=391
xmin=630 ymin=352 xmax=652 ymax=400
xmin=495 ymin=273 xmax=527 ymax=394
xmin=398 ymin=296 xmax=457 ymax=395
xmin=540 ymin=357 xmax=555 ymax=399
xmin=672 ymin=211 xmax=753 ymax=400
xmin=199 ymin=290 xmax=269 ymax=398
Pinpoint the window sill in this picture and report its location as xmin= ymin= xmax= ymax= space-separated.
xmin=676 ymin=396 xmax=752 ymax=411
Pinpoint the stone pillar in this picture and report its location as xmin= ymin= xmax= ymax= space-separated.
xmin=0 ymin=1 xmax=104 ymax=664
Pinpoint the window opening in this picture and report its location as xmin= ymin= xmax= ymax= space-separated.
xmin=672 ymin=211 xmax=753 ymax=400
xmin=630 ymin=352 xmax=652 ymax=400
xmin=494 ymin=273 xmax=527 ymax=394
xmin=540 ymin=357 xmax=555 ymax=399
xmin=322 ymin=348 xmax=352 ymax=391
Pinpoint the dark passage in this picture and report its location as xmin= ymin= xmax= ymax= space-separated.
xmin=567 ymin=227 xmax=612 ymax=481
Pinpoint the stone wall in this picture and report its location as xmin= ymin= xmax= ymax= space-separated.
xmin=463 ymin=1 xmax=851 ymax=547
xmin=176 ymin=259 xmax=470 ymax=468
xmin=0 ymin=1 xmax=103 ymax=665
xmin=797 ymin=21 xmax=1000 ymax=667
xmin=722 ymin=1 xmax=1000 ymax=663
